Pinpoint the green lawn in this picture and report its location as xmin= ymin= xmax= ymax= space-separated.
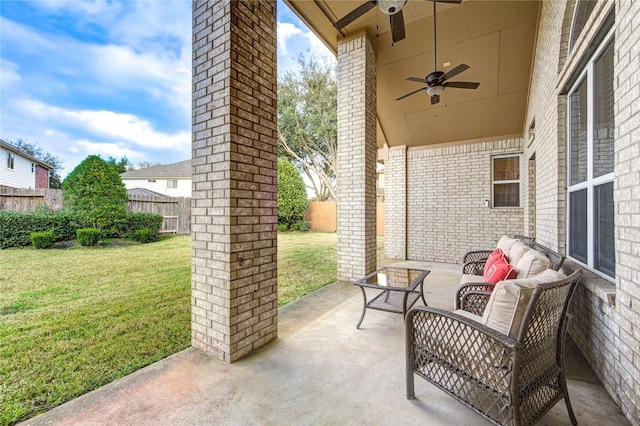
xmin=0 ymin=232 xmax=369 ymax=426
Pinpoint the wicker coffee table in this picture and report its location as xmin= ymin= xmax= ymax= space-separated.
xmin=353 ymin=267 xmax=430 ymax=329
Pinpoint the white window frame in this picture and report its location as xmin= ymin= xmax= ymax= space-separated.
xmin=167 ymin=179 xmax=178 ymax=189
xmin=566 ymin=31 xmax=615 ymax=281
xmin=491 ymin=154 xmax=522 ymax=208
xmin=7 ymin=152 xmax=15 ymax=169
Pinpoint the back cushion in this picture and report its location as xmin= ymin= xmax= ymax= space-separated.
xmin=482 ymin=269 xmax=567 ymax=339
xmin=496 ymin=236 xmax=518 ymax=253
xmin=508 ymin=241 xmax=530 ymax=267
xmin=515 ymin=249 xmax=551 ymax=279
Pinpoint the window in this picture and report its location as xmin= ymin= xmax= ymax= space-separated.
xmin=570 ymin=0 xmax=597 ymax=52
xmin=567 ymin=36 xmax=614 ymax=279
xmin=167 ymin=179 xmax=178 ymax=189
xmin=7 ymin=152 xmax=15 ymax=169
xmin=492 ymin=155 xmax=521 ymax=208
xmin=32 ymin=163 xmax=35 ymax=173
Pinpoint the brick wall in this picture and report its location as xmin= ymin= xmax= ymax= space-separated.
xmin=336 ymin=33 xmax=378 ymax=281
xmin=34 ymin=165 xmax=49 ymax=189
xmin=191 ymin=0 xmax=278 ymax=362
xmin=523 ymin=1 xmax=640 ymax=423
xmin=612 ymin=0 xmax=640 ymax=421
xmin=385 ymin=138 xmax=526 ymax=264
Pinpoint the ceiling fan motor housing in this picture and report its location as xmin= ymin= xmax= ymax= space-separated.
xmin=426 ymin=71 xmax=444 ymax=85
xmin=378 ymin=0 xmax=407 ymax=15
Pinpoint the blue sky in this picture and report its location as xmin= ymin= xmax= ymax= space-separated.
xmin=0 ymin=0 xmax=335 ymax=177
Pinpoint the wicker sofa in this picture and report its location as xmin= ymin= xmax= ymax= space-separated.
xmin=456 ymin=236 xmax=566 ymax=316
xmin=406 ymin=269 xmax=582 ymax=426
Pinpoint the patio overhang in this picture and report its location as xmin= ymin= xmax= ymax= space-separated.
xmin=285 ymin=0 xmax=540 ymax=149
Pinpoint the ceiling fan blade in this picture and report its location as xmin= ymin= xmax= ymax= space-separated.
xmin=396 ymin=87 xmax=425 ymax=101
xmin=405 ymin=77 xmax=426 ymax=83
xmin=431 ymin=94 xmax=440 ymax=105
xmin=439 ymin=63 xmax=470 ymax=82
xmin=427 ymin=0 xmax=463 ymax=4
xmin=390 ymin=10 xmax=406 ymax=43
xmin=334 ymin=1 xmax=377 ymax=30
xmin=444 ymin=81 xmax=480 ymax=89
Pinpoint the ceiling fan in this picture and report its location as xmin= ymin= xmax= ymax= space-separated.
xmin=333 ymin=0 xmax=462 ymax=45
xmin=396 ymin=1 xmax=479 ymax=104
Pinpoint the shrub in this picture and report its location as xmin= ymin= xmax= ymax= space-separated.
xmin=30 ymin=231 xmax=56 ymax=249
xmin=122 ymin=212 xmax=163 ymax=238
xmin=278 ymin=224 xmax=289 ymax=232
xmin=0 ymin=211 xmax=79 ymax=249
xmin=133 ymin=228 xmax=158 ymax=244
xmin=77 ymin=228 xmax=101 ymax=246
xmin=62 ymin=155 xmax=129 ymax=234
xmin=290 ymin=221 xmax=310 ymax=231
xmin=277 ymin=158 xmax=308 ymax=227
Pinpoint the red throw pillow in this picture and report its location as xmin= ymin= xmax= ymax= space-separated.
xmin=484 ymin=258 xmax=517 ymax=284
xmin=483 ymin=248 xmax=508 ymax=280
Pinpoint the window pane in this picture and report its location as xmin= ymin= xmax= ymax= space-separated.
xmin=594 ymin=182 xmax=615 ymax=277
xmin=569 ymin=189 xmax=588 ymax=263
xmin=570 ymin=0 xmax=598 ymax=51
xmin=570 ymin=79 xmax=588 ymax=185
xmin=494 ymin=183 xmax=520 ymax=208
xmin=493 ymin=157 xmax=520 ymax=181
xmin=594 ymin=42 xmax=614 ymax=178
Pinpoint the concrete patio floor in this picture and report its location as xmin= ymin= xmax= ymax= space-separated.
xmin=24 ymin=261 xmax=629 ymax=425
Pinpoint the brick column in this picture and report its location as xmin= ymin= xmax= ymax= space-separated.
xmin=336 ymin=32 xmax=377 ymax=281
xmin=191 ymin=0 xmax=278 ymax=362
xmin=385 ymin=146 xmax=407 ymax=259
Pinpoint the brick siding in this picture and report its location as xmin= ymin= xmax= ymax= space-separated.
xmin=336 ymin=33 xmax=378 ymax=281
xmin=191 ymin=0 xmax=277 ymax=362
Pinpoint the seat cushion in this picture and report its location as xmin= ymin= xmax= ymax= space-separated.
xmin=481 ymin=269 xmax=567 ymax=339
xmin=515 ymin=249 xmax=551 ymax=279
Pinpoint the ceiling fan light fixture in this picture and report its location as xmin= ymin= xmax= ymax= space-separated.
xmin=426 ymin=85 xmax=445 ymax=97
xmin=378 ymin=0 xmax=406 ymax=15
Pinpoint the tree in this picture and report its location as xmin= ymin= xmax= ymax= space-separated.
xmin=10 ymin=138 xmax=64 ymax=188
xmin=107 ymin=156 xmax=130 ymax=174
xmin=278 ymin=54 xmax=337 ymax=201
xmin=62 ymin=155 xmax=129 ymax=234
xmin=277 ymin=158 xmax=308 ymax=228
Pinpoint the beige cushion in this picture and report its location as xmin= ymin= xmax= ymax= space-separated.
xmin=515 ymin=249 xmax=551 ymax=279
xmin=481 ymin=269 xmax=566 ymax=339
xmin=453 ymin=309 xmax=483 ymax=323
xmin=508 ymin=241 xmax=530 ymax=267
xmin=496 ymin=235 xmax=518 ymax=253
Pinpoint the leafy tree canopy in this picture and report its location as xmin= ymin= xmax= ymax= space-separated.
xmin=278 ymin=54 xmax=337 ymax=201
xmin=277 ymin=158 xmax=308 ymax=227
xmin=107 ymin=156 xmax=130 ymax=174
xmin=9 ymin=138 xmax=64 ymax=188
xmin=62 ymin=155 xmax=129 ymax=233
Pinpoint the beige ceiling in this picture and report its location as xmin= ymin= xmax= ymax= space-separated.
xmin=284 ymin=0 xmax=540 ymax=149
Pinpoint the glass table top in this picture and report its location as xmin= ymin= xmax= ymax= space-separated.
xmin=356 ymin=267 xmax=430 ymax=290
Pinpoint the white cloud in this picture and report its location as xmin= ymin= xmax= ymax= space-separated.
xmin=277 ymin=22 xmax=303 ymax=56
xmin=16 ymin=99 xmax=190 ymax=151
xmin=76 ymin=140 xmax=143 ymax=160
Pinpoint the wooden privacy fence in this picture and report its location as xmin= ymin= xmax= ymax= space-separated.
xmin=0 ymin=188 xmax=191 ymax=235
xmin=0 ymin=188 xmax=64 ymax=211
xmin=304 ymin=201 xmax=385 ymax=235
xmin=127 ymin=194 xmax=191 ymax=234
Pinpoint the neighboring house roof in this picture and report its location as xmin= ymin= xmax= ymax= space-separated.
xmin=0 ymin=139 xmax=53 ymax=169
xmin=127 ymin=187 xmax=167 ymax=197
xmin=121 ymin=159 xmax=191 ymax=179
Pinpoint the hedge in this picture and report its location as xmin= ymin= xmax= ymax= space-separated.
xmin=0 ymin=211 xmax=164 ymax=249
xmin=0 ymin=211 xmax=81 ymax=249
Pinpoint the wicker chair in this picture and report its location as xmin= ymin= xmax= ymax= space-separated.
xmin=405 ymin=270 xmax=582 ymax=426
xmin=457 ymin=238 xmax=566 ymax=316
